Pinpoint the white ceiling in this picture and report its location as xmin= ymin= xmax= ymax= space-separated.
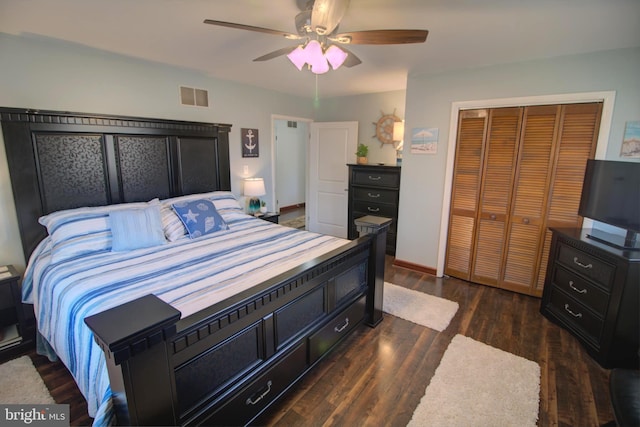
xmin=1 ymin=0 xmax=639 ymax=98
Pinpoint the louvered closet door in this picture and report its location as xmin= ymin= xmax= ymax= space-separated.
xmin=533 ymin=102 xmax=602 ymax=293
xmin=445 ymin=102 xmax=602 ymax=297
xmin=470 ymin=108 xmax=523 ymax=286
xmin=444 ymin=110 xmax=488 ymax=280
xmin=501 ymin=105 xmax=561 ymax=293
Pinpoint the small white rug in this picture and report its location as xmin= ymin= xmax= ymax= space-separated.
xmin=383 ymin=282 xmax=458 ymax=331
xmin=0 ymin=356 xmax=55 ymax=404
xmin=408 ymin=334 xmax=540 ymax=427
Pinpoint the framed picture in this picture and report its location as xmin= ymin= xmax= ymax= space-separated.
xmin=620 ymin=121 xmax=640 ymax=158
xmin=411 ymin=127 xmax=438 ymax=154
xmin=241 ymin=128 xmax=259 ymax=158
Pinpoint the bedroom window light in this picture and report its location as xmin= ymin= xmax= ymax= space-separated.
xmin=244 ymin=177 xmax=266 ymax=215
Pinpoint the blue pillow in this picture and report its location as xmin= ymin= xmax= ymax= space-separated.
xmin=172 ymin=199 xmax=228 ymax=239
xmin=109 ymin=204 xmax=166 ymax=251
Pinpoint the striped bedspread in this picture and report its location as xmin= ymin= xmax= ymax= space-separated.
xmin=23 ymin=211 xmax=347 ymax=426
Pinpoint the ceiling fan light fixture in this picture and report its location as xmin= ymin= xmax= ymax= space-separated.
xmin=287 ymin=45 xmax=307 ymax=70
xmin=325 ymin=44 xmax=348 ymax=69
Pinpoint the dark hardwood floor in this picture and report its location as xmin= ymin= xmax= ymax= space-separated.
xmin=27 ymin=256 xmax=614 ymax=426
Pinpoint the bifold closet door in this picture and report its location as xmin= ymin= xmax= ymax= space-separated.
xmin=445 ymin=102 xmax=602 ymax=296
xmin=532 ymin=102 xmax=602 ymax=293
xmin=444 ymin=110 xmax=488 ymax=280
xmin=469 ymin=108 xmax=523 ymax=286
xmin=501 ymin=105 xmax=561 ymax=293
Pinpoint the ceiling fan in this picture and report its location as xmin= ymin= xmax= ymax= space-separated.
xmin=204 ymin=0 xmax=428 ymax=74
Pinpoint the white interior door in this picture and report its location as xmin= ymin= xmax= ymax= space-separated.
xmin=308 ymin=121 xmax=358 ymax=237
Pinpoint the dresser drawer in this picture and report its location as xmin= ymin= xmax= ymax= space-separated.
xmin=353 ymin=201 xmax=397 ymax=218
xmin=547 ymin=287 xmax=604 ymax=346
xmin=352 ymin=187 xmax=397 ymax=204
xmin=353 ymin=170 xmax=400 ymax=188
xmin=556 ymin=242 xmax=615 ymax=288
xmin=552 ymin=266 xmax=609 ymax=316
xmin=309 ymin=296 xmax=365 ymax=364
xmin=204 ymin=342 xmax=308 ymax=426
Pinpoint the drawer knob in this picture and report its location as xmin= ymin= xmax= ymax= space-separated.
xmin=367 ymin=207 xmax=380 ymax=213
xmin=245 ymin=380 xmax=273 ymax=406
xmin=367 ymin=192 xmax=381 ymax=198
xmin=523 ymin=218 xmax=530 ymax=224
xmin=573 ymin=257 xmax=593 ymax=269
xmin=564 ymin=304 xmax=583 ymax=318
xmin=489 ymin=214 xmax=496 ymax=220
xmin=368 ymin=175 xmax=382 ymax=181
xmin=334 ymin=317 xmax=350 ymax=333
xmin=568 ymin=280 xmax=587 ymax=294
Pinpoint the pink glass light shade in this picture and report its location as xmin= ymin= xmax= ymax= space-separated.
xmin=286 ymin=41 xmax=348 ymax=75
xmin=286 ymin=46 xmax=307 ymax=71
xmin=325 ymin=45 xmax=348 ymax=69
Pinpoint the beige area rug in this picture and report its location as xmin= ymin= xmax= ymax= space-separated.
xmin=408 ymin=334 xmax=540 ymax=427
xmin=280 ymin=215 xmax=306 ymax=229
xmin=0 ymin=356 xmax=55 ymax=404
xmin=383 ymin=282 xmax=459 ymax=332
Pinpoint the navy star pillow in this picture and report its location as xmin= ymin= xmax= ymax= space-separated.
xmin=171 ymin=199 xmax=228 ymax=239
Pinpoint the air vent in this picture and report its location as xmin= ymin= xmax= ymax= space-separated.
xmin=179 ymin=86 xmax=209 ymax=107
xmin=287 ymin=121 xmax=298 ymax=128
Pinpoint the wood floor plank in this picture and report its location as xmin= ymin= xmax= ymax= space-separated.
xmin=21 ymin=256 xmax=614 ymax=426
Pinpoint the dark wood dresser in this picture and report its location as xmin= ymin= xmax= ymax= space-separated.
xmin=347 ymin=164 xmax=401 ymax=255
xmin=540 ymin=228 xmax=639 ymax=368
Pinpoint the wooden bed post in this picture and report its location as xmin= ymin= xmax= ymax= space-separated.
xmin=355 ymin=215 xmax=392 ymax=327
xmin=84 ymin=295 xmax=181 ymax=426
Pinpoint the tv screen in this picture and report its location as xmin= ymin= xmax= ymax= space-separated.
xmin=578 ymin=160 xmax=640 ymax=236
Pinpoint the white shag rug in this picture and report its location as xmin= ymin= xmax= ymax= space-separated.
xmin=383 ymin=282 xmax=459 ymax=331
xmin=408 ymin=334 xmax=541 ymax=427
xmin=0 ymin=356 xmax=55 ymax=404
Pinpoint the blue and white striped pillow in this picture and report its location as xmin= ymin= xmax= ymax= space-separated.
xmin=39 ymin=201 xmax=151 ymax=263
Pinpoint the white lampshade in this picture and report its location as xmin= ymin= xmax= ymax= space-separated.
xmin=393 ymin=120 xmax=405 ymax=142
xmin=244 ymin=178 xmax=266 ymax=197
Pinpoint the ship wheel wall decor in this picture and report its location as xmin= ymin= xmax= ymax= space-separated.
xmin=373 ymin=110 xmax=401 ymax=146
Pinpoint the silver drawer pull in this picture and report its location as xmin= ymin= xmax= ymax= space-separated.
xmin=367 ymin=207 xmax=380 ymax=212
xmin=568 ymin=280 xmax=587 ymax=294
xmin=245 ymin=380 xmax=273 ymax=405
xmin=367 ymin=192 xmax=381 ymax=198
xmin=368 ymin=175 xmax=382 ymax=181
xmin=573 ymin=257 xmax=593 ymax=269
xmin=334 ymin=317 xmax=350 ymax=333
xmin=564 ymin=304 xmax=583 ymax=318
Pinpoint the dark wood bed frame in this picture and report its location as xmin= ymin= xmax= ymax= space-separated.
xmin=0 ymin=108 xmax=389 ymax=426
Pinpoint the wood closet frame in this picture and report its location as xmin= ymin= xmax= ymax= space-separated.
xmin=0 ymin=108 xmax=388 ymax=426
xmin=444 ymin=102 xmax=603 ymax=296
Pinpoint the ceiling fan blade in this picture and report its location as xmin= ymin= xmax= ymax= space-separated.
xmin=253 ymin=46 xmax=297 ymax=62
xmin=339 ymin=46 xmax=362 ymax=67
xmin=311 ymin=0 xmax=350 ymax=35
xmin=333 ymin=29 xmax=428 ymax=45
xmin=204 ymin=19 xmax=301 ymax=40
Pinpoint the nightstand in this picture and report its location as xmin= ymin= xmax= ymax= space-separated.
xmin=259 ymin=212 xmax=280 ymax=224
xmin=0 ymin=265 xmax=35 ymax=362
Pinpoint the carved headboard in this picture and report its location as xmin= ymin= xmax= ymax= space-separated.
xmin=0 ymin=108 xmax=232 ymax=260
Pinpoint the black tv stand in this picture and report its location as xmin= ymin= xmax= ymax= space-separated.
xmin=586 ymin=229 xmax=640 ymax=251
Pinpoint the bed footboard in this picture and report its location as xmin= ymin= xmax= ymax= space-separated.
xmin=86 ymin=218 xmax=391 ymax=426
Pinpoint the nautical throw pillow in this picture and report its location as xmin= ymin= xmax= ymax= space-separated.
xmin=172 ymin=199 xmax=229 ymax=239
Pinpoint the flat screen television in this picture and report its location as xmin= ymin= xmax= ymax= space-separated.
xmin=578 ymin=159 xmax=640 ymax=251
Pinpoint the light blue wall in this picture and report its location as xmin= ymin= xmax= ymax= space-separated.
xmin=0 ymin=33 xmax=314 ymax=269
xmin=397 ymin=47 xmax=640 ymax=271
xmin=316 ymin=90 xmax=406 ymax=165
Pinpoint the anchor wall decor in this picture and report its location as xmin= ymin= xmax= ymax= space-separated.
xmin=241 ymin=128 xmax=260 ymax=158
